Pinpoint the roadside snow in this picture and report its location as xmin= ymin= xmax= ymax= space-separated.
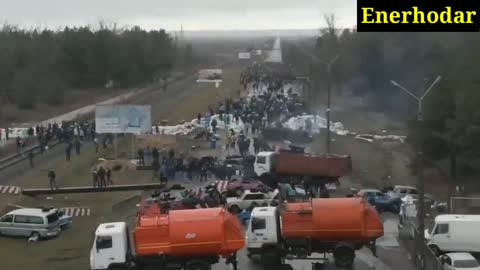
xmin=282 ymin=115 xmax=406 ymax=143
xmin=151 ymin=114 xmax=245 ymax=136
xmin=282 ymin=115 xmax=348 ymax=136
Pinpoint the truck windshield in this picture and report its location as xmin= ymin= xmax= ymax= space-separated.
xmin=256 ymin=156 xmax=266 ymax=164
xmin=96 ymin=236 xmax=113 ymax=250
xmin=251 ymin=217 xmax=266 ymax=231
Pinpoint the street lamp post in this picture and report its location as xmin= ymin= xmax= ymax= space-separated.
xmin=390 ymin=75 xmax=442 ymax=270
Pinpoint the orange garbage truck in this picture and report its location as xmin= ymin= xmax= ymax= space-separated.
xmin=254 ymin=151 xmax=352 ymax=189
xmin=90 ymin=208 xmax=245 ymax=270
xmin=246 ymin=198 xmax=384 ymax=269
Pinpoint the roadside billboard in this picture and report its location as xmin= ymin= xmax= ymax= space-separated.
xmin=196 ymin=69 xmax=223 ymax=83
xmin=95 ymin=105 xmax=152 ymax=134
xmin=238 ymin=52 xmax=251 ymax=59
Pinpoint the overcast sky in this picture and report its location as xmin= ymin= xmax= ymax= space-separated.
xmin=0 ymin=0 xmax=356 ymax=31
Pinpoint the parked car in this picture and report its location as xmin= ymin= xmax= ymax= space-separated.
xmin=365 ymin=192 xmax=402 ymax=214
xmin=33 ymin=207 xmax=72 ymax=229
xmin=225 ymin=179 xmax=270 ymax=196
xmin=356 ymin=189 xmax=383 ymax=199
xmin=440 ymin=253 xmax=480 ymax=270
xmin=226 ymin=190 xmax=273 ymax=213
xmin=0 ymin=208 xmax=64 ymax=239
xmin=271 ymin=183 xmax=307 ymax=205
xmin=393 ymin=185 xmax=418 ymax=196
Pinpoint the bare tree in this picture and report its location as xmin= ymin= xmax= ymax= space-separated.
xmin=323 ymin=13 xmax=338 ymax=39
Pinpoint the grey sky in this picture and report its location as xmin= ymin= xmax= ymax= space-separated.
xmin=0 ymin=0 xmax=355 ymax=30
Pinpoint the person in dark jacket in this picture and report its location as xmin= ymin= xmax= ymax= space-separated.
xmin=28 ymin=151 xmax=35 ymax=168
xmin=106 ymin=168 xmax=113 ymax=186
xmin=137 ymin=147 xmax=145 ymax=166
xmin=97 ymin=166 xmax=106 ymax=188
xmin=211 ymin=119 xmax=218 ymax=134
xmin=152 ymin=147 xmax=159 ymax=164
xmin=65 ymin=143 xmax=72 ymax=161
xmin=74 ymin=139 xmax=81 ymax=155
xmin=48 ymin=169 xmax=57 ymax=190
xmin=160 ymin=159 xmax=168 ymax=185
xmin=92 ymin=170 xmax=99 ymax=188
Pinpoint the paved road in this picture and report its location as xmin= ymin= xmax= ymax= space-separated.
xmin=265 ymin=37 xmax=283 ymax=63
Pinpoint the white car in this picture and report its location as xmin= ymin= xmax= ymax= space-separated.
xmin=393 ymin=185 xmax=418 ymax=196
xmin=226 ymin=190 xmax=273 ymax=213
xmin=440 ymin=253 xmax=480 ymax=270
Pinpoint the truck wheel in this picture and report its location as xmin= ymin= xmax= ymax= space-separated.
xmin=229 ymin=205 xmax=240 ymax=214
xmin=262 ymin=248 xmax=281 ymax=266
xmin=334 ymin=246 xmax=355 ymax=269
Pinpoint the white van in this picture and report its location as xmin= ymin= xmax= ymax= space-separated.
xmin=0 ymin=208 xmax=62 ymax=239
xmin=425 ymin=215 xmax=480 ymax=256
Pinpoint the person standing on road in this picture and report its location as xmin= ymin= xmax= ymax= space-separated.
xmin=200 ymin=164 xmax=208 ymax=182
xmin=253 ymin=137 xmax=260 ymax=154
xmin=106 ymin=167 xmax=113 ymax=186
xmin=16 ymin=137 xmax=21 ymax=153
xmin=74 ymin=139 xmax=81 ymax=155
xmin=65 ymin=142 xmax=72 ymax=161
xmin=160 ymin=158 xmax=168 ymax=185
xmin=137 ymin=147 xmax=145 ymax=166
xmin=211 ymin=118 xmax=218 ymax=134
xmin=92 ymin=169 xmax=99 ymax=188
xmin=197 ymin=113 xmax=202 ymax=125
xmin=28 ymin=151 xmax=35 ymax=168
xmin=97 ymin=166 xmax=106 ymax=188
xmin=152 ymin=158 xmax=160 ymax=180
xmin=5 ymin=128 xmax=9 ymax=140
xmin=94 ymin=137 xmax=99 ymax=153
xmin=48 ymin=169 xmax=57 ymax=190
xmin=155 ymin=125 xmax=160 ymax=135
xmin=152 ymin=147 xmax=159 ymax=164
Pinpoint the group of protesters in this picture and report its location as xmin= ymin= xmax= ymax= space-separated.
xmin=91 ymin=166 xmax=113 ymax=188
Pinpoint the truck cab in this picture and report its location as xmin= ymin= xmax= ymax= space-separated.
xmin=254 ymin=151 xmax=275 ymax=177
xmin=246 ymin=207 xmax=280 ymax=256
xmin=90 ymin=222 xmax=129 ymax=270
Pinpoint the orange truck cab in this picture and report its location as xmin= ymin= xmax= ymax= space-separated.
xmin=90 ymin=208 xmax=245 ymax=270
xmin=246 ymin=198 xmax=384 ymax=269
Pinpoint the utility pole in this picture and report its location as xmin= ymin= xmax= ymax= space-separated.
xmin=391 ymin=75 xmax=442 ymax=270
xmin=306 ymin=52 xmax=340 ymax=153
xmin=325 ymin=54 xmax=340 ymax=153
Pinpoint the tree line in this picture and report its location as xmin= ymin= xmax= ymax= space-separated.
xmin=0 ymin=24 xmax=184 ymax=109
xmin=284 ymin=19 xmax=480 ymax=179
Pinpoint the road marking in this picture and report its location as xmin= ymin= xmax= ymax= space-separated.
xmin=60 ymin=207 xmax=91 ymax=217
xmin=0 ymin=185 xmax=21 ymax=195
xmin=216 ymin=180 xmax=228 ymax=192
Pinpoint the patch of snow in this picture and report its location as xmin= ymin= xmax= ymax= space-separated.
xmin=151 ymin=114 xmax=245 ymax=136
xmin=282 ymin=115 xmax=347 ymax=136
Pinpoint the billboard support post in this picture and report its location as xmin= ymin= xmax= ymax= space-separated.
xmin=114 ymin=134 xmax=118 ymax=159
xmin=131 ymin=134 xmax=135 ymax=160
